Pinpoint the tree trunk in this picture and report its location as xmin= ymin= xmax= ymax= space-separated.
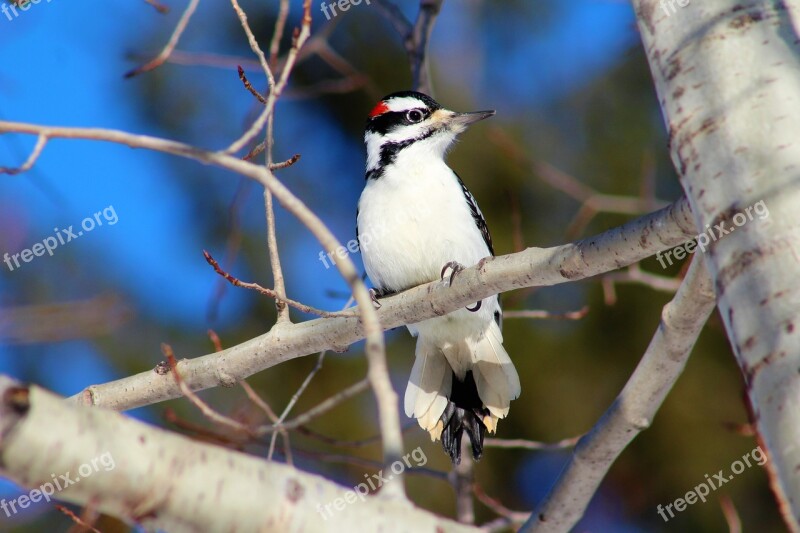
xmin=632 ymin=0 xmax=800 ymax=527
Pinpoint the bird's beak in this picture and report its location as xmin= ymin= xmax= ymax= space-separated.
xmin=449 ymin=110 xmax=496 ymax=128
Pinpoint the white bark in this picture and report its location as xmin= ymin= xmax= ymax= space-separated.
xmin=522 ymin=256 xmax=715 ymax=532
xmin=66 ymin=199 xmax=696 ymax=412
xmin=0 ymin=376 xmax=475 ymax=533
xmin=632 ymin=0 xmax=800 ymax=527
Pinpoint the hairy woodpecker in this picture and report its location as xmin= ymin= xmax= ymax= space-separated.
xmin=356 ymin=91 xmax=520 ymax=464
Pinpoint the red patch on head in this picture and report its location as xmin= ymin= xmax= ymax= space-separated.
xmin=368 ymin=101 xmax=390 ymax=118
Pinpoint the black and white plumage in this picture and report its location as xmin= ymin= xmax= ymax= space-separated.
xmin=356 ymin=91 xmax=520 ymax=464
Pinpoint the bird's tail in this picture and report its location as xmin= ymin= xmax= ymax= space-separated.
xmin=404 ymin=322 xmax=520 ymax=463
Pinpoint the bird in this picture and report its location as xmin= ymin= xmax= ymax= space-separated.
xmin=356 ymin=91 xmax=520 ymax=464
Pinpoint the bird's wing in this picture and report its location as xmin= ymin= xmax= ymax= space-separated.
xmin=454 ymin=172 xmax=494 ymax=256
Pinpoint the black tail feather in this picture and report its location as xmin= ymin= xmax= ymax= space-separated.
xmin=440 ymin=370 xmax=490 ymax=464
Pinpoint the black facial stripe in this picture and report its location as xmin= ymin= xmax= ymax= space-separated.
xmin=365 ymin=129 xmax=437 ymax=180
xmin=366 ymin=108 xmax=432 ymax=135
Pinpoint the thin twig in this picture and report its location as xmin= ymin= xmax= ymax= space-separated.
xmin=203 ymin=250 xmax=348 ymax=318
xmin=503 ymin=306 xmax=589 ymax=321
xmin=608 ymin=263 xmax=683 ymax=291
xmin=0 ymin=134 xmax=47 ymax=175
xmin=292 ymin=424 xmax=416 ymax=448
xmin=57 ymin=505 xmax=103 ymax=533
xmin=143 ymin=0 xmax=170 ymax=13
xmin=225 ymin=1 xmax=312 ymax=155
xmin=473 ymin=484 xmax=530 ymax=524
xmin=269 ymin=153 xmax=301 ymax=169
xmin=124 ymin=0 xmax=200 ymax=78
xmin=269 ymin=0 xmax=291 ymax=66
xmin=162 ymin=344 xmax=254 ymax=435
xmin=373 ymin=0 xmax=444 ymax=94
xmin=451 ymin=440 xmax=475 ymax=524
xmin=484 ymin=435 xmax=581 ymax=451
xmin=257 ymin=378 xmax=369 ymax=435
xmin=237 ymin=66 xmax=266 ymax=103
xmin=720 ymin=494 xmax=742 ymax=533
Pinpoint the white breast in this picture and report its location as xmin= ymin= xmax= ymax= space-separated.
xmin=357 ymin=147 xmax=490 ymax=294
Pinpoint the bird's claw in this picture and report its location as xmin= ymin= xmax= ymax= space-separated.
xmin=369 ymin=288 xmax=382 ymax=309
xmin=466 ymin=301 xmax=482 ymax=312
xmin=440 ymin=261 xmax=465 ymax=286
xmin=441 ymin=261 xmax=482 ymax=312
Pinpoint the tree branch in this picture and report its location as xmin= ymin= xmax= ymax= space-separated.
xmin=63 ymin=195 xmax=695 ymax=412
xmin=523 ymin=255 xmax=716 ymax=532
xmin=0 ymin=377 xmax=475 ymax=532
xmin=0 ymin=117 xmax=404 ymax=497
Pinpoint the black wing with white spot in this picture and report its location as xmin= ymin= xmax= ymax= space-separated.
xmin=455 ymin=172 xmax=494 ymax=256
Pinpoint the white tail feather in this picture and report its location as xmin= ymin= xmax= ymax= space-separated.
xmin=404 ymin=339 xmax=449 ymax=420
xmin=473 ymin=322 xmax=520 ymax=418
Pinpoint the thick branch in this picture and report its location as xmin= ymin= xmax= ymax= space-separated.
xmin=0 ymin=377 xmax=475 ymax=532
xmin=523 ymin=255 xmax=715 ymax=532
xmin=67 ymin=197 xmax=696 ymax=412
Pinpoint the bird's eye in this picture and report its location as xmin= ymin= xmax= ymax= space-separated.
xmin=406 ymin=110 xmax=424 ymax=123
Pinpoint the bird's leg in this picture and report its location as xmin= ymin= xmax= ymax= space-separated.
xmin=440 ymin=261 xmax=482 ymax=313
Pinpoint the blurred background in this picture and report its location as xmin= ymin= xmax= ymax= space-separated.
xmin=0 ymin=1 xmax=782 ymax=531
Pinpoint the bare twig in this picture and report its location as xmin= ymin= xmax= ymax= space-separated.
xmin=451 ymin=440 xmax=475 ymax=524
xmin=263 ymin=297 xmax=355 ymax=457
xmin=143 ymin=0 xmax=170 ymax=14
xmin=484 ymin=435 xmax=580 ymax=451
xmin=162 ymin=343 xmax=253 ymax=435
xmin=0 ymin=134 xmax=47 ymax=175
xmin=237 ymin=65 xmax=266 ymax=103
xmin=503 ymin=306 xmax=589 ymax=321
xmin=720 ymin=494 xmax=742 ymax=533
xmin=292 ymin=424 xmax=416 ymax=448
xmin=269 ymin=153 xmax=301 ymax=169
xmin=225 ymin=1 xmax=311 ymax=155
xmin=473 ymin=484 xmax=529 ymax=525
xmin=57 ymin=505 xmax=102 ymax=533
xmin=373 ymin=0 xmax=444 ymax=94
xmin=269 ymin=0 xmax=291 ymax=66
xmin=238 ymin=380 xmax=294 ymax=465
xmin=203 ymin=250 xmax=347 ymax=318
xmin=124 ymin=0 xmax=200 ymax=78
xmin=601 ymin=263 xmax=682 ymax=294
xmin=228 ymin=0 xmax=293 ymax=323
xmin=258 ymin=378 xmax=369 ymax=435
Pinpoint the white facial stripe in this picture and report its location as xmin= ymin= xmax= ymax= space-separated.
xmin=385 ymin=96 xmax=428 ymax=113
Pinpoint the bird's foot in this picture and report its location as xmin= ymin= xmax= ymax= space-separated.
xmin=368 ymin=288 xmax=383 ymax=309
xmin=440 ymin=261 xmax=482 ymax=313
xmin=440 ymin=261 xmax=465 ymax=286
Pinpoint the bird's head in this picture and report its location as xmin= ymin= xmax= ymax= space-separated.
xmin=364 ymin=91 xmax=494 ymax=175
